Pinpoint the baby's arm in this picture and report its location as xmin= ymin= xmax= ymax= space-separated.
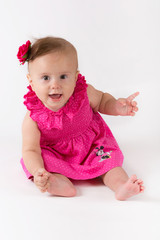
xmin=87 ymin=84 xmax=115 ymax=113
xmin=22 ymin=111 xmax=49 ymax=192
xmin=22 ymin=111 xmax=44 ymax=175
xmin=87 ymin=84 xmax=139 ymax=116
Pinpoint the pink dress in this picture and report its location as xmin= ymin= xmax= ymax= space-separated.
xmin=20 ymin=74 xmax=123 ymax=180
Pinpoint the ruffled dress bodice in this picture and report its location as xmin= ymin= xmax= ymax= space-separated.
xmin=23 ymin=74 xmax=94 ymax=143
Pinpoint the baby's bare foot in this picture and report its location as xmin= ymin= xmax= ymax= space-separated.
xmin=47 ymin=173 xmax=76 ymax=197
xmin=34 ymin=168 xmax=50 ymax=193
xmin=115 ymin=175 xmax=145 ymax=201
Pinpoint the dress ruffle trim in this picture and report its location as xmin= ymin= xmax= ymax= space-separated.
xmin=23 ymin=74 xmax=88 ymax=130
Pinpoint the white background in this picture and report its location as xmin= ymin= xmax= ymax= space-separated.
xmin=0 ymin=0 xmax=160 ymax=239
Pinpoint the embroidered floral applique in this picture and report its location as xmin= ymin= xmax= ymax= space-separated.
xmin=95 ymin=146 xmax=112 ymax=162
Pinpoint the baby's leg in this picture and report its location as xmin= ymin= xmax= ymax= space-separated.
xmin=101 ymin=167 xmax=144 ymax=201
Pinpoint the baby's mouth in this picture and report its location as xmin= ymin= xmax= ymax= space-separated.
xmin=49 ymin=94 xmax=62 ymax=99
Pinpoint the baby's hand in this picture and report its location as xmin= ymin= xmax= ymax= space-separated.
xmin=116 ymin=92 xmax=139 ymax=116
xmin=33 ymin=168 xmax=50 ymax=193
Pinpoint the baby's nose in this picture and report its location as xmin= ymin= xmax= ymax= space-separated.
xmin=51 ymin=79 xmax=60 ymax=88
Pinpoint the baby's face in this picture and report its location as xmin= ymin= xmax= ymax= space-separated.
xmin=27 ymin=51 xmax=79 ymax=112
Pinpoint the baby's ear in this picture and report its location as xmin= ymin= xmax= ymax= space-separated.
xmin=75 ymin=70 xmax=80 ymax=80
xmin=27 ymin=74 xmax=34 ymax=90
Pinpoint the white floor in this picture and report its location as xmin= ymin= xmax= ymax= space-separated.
xmin=0 ymin=135 xmax=160 ymax=240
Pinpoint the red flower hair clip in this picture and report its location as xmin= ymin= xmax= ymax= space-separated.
xmin=17 ymin=40 xmax=31 ymax=65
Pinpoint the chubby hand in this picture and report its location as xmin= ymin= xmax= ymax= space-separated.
xmin=33 ymin=168 xmax=50 ymax=193
xmin=115 ymin=92 xmax=139 ymax=116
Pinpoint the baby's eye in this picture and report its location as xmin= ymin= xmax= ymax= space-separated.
xmin=60 ymin=74 xmax=67 ymax=79
xmin=43 ymin=75 xmax=50 ymax=81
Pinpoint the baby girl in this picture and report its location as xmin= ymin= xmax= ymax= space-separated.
xmin=17 ymin=37 xmax=144 ymax=200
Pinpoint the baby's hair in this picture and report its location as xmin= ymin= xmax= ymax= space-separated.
xmin=27 ymin=36 xmax=78 ymax=69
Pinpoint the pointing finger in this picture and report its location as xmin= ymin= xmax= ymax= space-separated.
xmin=127 ymin=92 xmax=139 ymax=102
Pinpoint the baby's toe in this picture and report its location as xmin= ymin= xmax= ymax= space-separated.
xmin=140 ymin=186 xmax=145 ymax=192
xmin=130 ymin=175 xmax=137 ymax=183
xmin=136 ymin=179 xmax=143 ymax=184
